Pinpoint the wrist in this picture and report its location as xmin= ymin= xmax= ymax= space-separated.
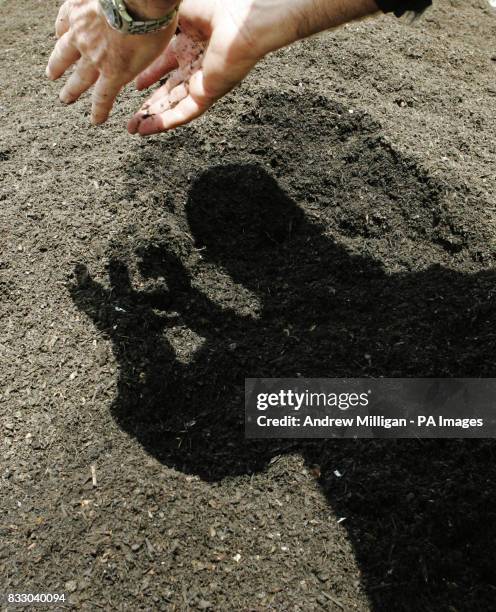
xmin=124 ymin=0 xmax=179 ymax=20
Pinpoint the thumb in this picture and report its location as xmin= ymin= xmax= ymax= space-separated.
xmin=198 ymin=34 xmax=258 ymax=102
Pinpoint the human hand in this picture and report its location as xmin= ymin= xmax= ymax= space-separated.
xmin=46 ymin=0 xmax=177 ymax=125
xmin=127 ymin=0 xmax=301 ymax=136
xmin=128 ymin=0 xmax=381 ymax=135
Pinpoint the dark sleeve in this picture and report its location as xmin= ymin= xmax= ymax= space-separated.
xmin=376 ymin=0 xmax=432 ymax=17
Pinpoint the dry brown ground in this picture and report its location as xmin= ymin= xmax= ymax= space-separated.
xmin=1 ymin=1 xmax=496 ymax=610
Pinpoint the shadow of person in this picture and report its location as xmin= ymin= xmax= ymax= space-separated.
xmin=70 ymin=162 xmax=496 ymax=610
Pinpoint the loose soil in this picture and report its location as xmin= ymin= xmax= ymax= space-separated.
xmin=1 ymin=1 xmax=496 ymax=610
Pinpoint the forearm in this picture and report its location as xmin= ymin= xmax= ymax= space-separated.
xmin=290 ymin=0 xmax=381 ymax=42
xmin=248 ymin=0 xmax=381 ymax=59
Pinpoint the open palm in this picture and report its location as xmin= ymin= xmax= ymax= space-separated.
xmin=128 ymin=0 xmax=294 ymax=135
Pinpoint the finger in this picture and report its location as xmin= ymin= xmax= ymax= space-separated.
xmin=140 ymin=71 xmax=180 ymax=109
xmin=91 ymin=76 xmax=123 ymax=125
xmin=46 ymin=32 xmax=80 ymax=80
xmin=128 ymin=77 xmax=191 ymax=135
xmin=73 ymin=263 xmax=90 ymax=287
xmin=135 ymin=45 xmax=179 ymax=90
xmin=128 ymin=82 xmax=173 ymax=134
xmin=136 ymin=95 xmax=206 ymax=135
xmin=137 ymin=90 xmax=212 ymax=137
xmin=144 ymin=82 xmax=173 ymax=107
xmin=128 ymin=105 xmax=152 ymax=134
xmin=108 ymin=259 xmax=134 ymax=295
xmin=135 ymin=68 xmax=184 ymax=112
xmin=60 ymin=59 xmax=99 ymax=104
xmin=132 ymin=68 xmax=213 ymax=135
xmin=146 ymin=82 xmax=189 ymax=115
xmin=128 ymin=108 xmax=148 ymax=134
xmin=55 ymin=1 xmax=70 ymax=38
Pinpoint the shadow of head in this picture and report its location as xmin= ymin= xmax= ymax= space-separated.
xmin=70 ymin=90 xmax=496 ymax=610
xmin=186 ymin=163 xmax=307 ymax=258
xmin=70 ymin=158 xmax=496 ymax=475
